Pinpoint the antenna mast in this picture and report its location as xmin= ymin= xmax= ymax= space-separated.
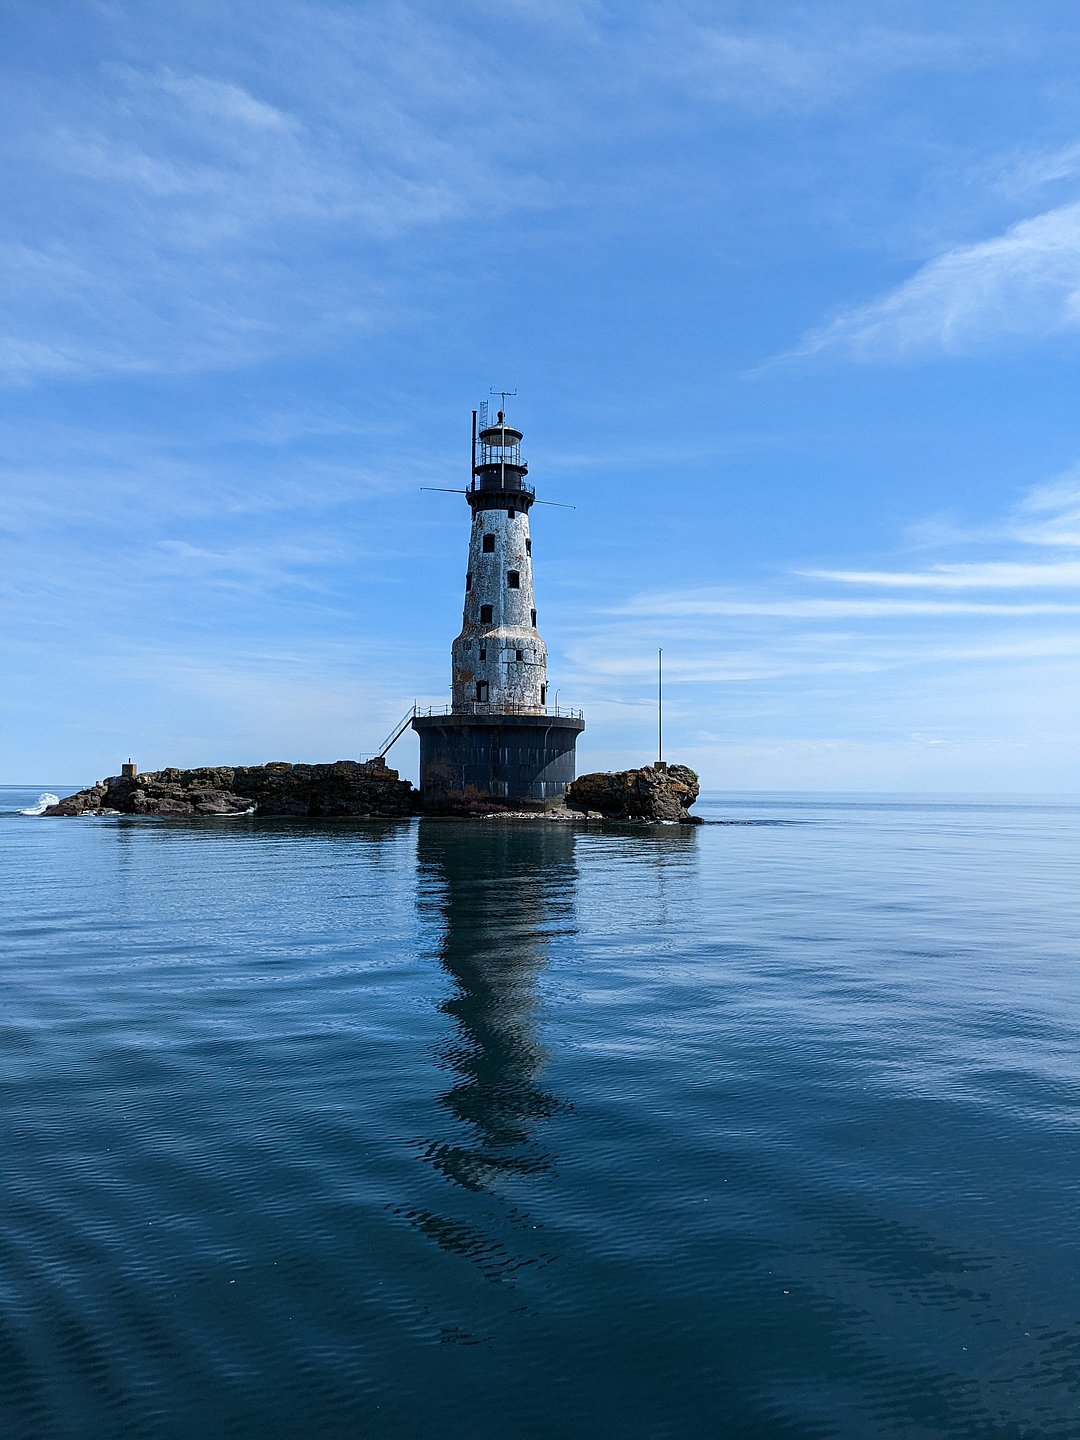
xmin=658 ymin=647 xmax=663 ymax=763
xmin=489 ymin=388 xmax=516 ymax=492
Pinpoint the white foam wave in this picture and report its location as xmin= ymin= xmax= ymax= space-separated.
xmin=19 ymin=792 xmax=60 ymax=816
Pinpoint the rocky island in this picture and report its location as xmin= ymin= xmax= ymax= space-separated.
xmin=565 ymin=762 xmax=701 ymax=823
xmin=43 ymin=759 xmax=416 ymax=818
xmin=44 ymin=758 xmax=700 ymax=823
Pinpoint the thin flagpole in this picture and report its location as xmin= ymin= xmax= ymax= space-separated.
xmin=658 ymin=647 xmax=663 ymax=763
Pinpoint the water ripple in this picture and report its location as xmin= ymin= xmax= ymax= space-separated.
xmin=2 ymin=790 xmax=1080 ymax=1436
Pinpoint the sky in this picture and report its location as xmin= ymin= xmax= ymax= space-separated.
xmin=3 ymin=0 xmax=1080 ymax=792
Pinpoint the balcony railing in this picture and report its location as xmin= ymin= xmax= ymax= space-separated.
xmin=471 ymin=475 xmax=535 ymax=497
xmin=416 ymin=701 xmax=583 ymax=720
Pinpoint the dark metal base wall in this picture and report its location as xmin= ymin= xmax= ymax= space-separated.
xmin=413 ymin=713 xmax=585 ymax=809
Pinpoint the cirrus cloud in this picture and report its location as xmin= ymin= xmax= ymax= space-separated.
xmin=791 ymin=198 xmax=1080 ymax=361
xmin=802 ymin=560 xmax=1080 ymax=589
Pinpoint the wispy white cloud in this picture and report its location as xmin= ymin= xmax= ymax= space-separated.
xmin=612 ymin=591 xmax=1080 ymax=618
xmin=156 ymin=72 xmax=295 ymax=133
xmin=156 ymin=537 xmax=346 ymax=591
xmin=802 ymin=560 xmax=1080 ymax=588
xmin=894 ymin=464 xmax=1080 ymax=552
xmin=989 ymin=139 xmax=1080 ymax=203
xmin=927 ymin=633 xmax=1080 ymax=662
xmin=566 ymin=645 xmax=885 ymax=683
xmin=642 ymin=12 xmax=978 ymax=113
xmin=566 ymin=628 xmax=1080 ymax=686
xmin=1011 ymin=467 xmax=1080 ymax=546
xmin=791 ymin=199 xmax=1080 ymax=361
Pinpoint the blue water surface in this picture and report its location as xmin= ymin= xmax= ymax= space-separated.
xmin=2 ymin=785 xmax=1079 ymax=1439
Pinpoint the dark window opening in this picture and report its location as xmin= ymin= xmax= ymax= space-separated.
xmin=479 ymin=647 xmax=486 ymax=661
xmin=482 ymin=534 xmax=495 ymax=553
xmin=480 ymin=604 xmax=493 ymax=623
xmin=507 ymin=570 xmax=520 ymax=588
xmin=530 ymin=608 xmax=537 ymax=626
xmin=541 ymin=684 xmax=548 ymax=706
xmin=507 ymin=507 xmax=516 ymax=518
xmin=475 ymin=681 xmax=488 ymax=702
xmin=525 ymin=538 xmax=532 ymax=555
xmin=465 ymin=571 xmax=472 ymax=591
xmin=516 ymin=649 xmax=524 ymax=661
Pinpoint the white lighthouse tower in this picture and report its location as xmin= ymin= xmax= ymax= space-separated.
xmin=412 ymin=403 xmax=584 ymax=810
xmin=451 ymin=410 xmax=547 ymax=714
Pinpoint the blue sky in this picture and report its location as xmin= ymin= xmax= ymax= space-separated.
xmin=4 ymin=0 xmax=1080 ymax=791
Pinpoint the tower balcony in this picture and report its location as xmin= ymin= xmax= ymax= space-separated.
xmin=416 ymin=701 xmax=584 ymax=721
xmin=472 ymin=460 xmax=532 ymax=489
xmin=468 ymin=471 xmax=536 ymax=512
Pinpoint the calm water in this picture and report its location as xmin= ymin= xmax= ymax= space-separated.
xmin=3 ymin=786 xmax=1079 ymax=1439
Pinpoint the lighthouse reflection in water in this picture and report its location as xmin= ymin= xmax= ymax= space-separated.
xmin=402 ymin=821 xmax=576 ymax=1273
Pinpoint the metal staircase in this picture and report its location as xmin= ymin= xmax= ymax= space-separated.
xmin=376 ymin=705 xmax=416 ymax=759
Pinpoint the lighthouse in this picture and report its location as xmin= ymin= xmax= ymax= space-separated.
xmin=412 ymin=405 xmax=584 ymax=810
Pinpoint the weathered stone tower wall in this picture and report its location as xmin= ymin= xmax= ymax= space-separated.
xmin=451 ymin=504 xmax=547 ymax=713
xmin=413 ymin=407 xmax=583 ymax=810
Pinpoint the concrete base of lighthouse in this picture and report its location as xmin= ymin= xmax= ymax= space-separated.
xmin=412 ymin=712 xmax=585 ymax=812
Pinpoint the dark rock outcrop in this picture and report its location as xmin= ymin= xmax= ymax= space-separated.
xmin=43 ymin=758 xmax=416 ymax=818
xmin=564 ymin=762 xmax=701 ymax=823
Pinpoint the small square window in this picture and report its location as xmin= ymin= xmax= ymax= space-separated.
xmin=479 ymin=647 xmax=486 ymax=660
xmin=475 ymin=681 xmax=488 ymax=702
xmin=507 ymin=508 xmax=516 ymax=518
xmin=525 ymin=538 xmax=531 ymax=555
xmin=480 ymin=604 xmax=493 ymax=623
xmin=465 ymin=571 xmax=472 ymax=591
xmin=540 ymin=684 xmax=548 ymax=706
xmin=482 ymin=534 xmax=495 ymax=553
xmin=507 ymin=570 xmax=520 ymax=588
xmin=516 ymin=649 xmax=524 ymax=661
xmin=530 ymin=608 xmax=537 ymax=626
